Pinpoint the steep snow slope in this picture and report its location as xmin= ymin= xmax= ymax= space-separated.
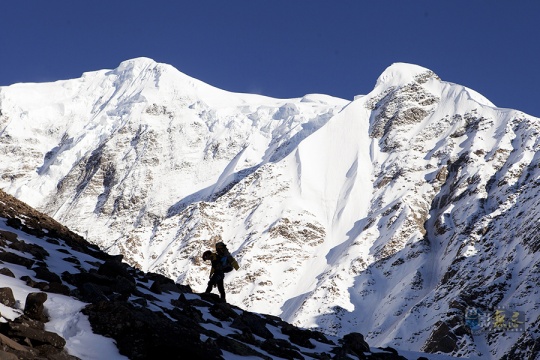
xmin=1 ymin=58 xmax=539 ymax=358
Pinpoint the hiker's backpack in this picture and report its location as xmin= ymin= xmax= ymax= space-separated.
xmin=220 ymin=256 xmax=234 ymax=273
xmin=215 ymin=242 xmax=238 ymax=273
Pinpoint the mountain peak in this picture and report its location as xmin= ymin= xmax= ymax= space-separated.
xmin=374 ymin=62 xmax=440 ymax=89
xmin=109 ymin=57 xmax=160 ymax=79
xmin=115 ymin=57 xmax=158 ymax=72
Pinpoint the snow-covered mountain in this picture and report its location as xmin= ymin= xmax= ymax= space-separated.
xmin=1 ymin=57 xmax=539 ymax=359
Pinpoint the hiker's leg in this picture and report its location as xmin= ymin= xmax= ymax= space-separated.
xmin=217 ymin=275 xmax=225 ymax=301
xmin=206 ymin=275 xmax=216 ymax=293
xmin=217 ymin=279 xmax=225 ymax=301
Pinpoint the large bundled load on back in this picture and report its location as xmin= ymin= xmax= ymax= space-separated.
xmin=215 ymin=241 xmax=239 ymax=273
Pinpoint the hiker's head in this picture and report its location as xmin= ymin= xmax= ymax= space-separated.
xmin=202 ymin=250 xmax=212 ymax=261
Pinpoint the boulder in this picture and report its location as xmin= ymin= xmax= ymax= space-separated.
xmin=97 ymin=258 xmax=134 ymax=283
xmin=282 ymin=323 xmax=315 ymax=349
xmin=231 ymin=311 xmax=273 ymax=340
xmin=24 ymin=292 xmax=48 ymax=322
xmin=215 ymin=335 xmax=272 ymax=360
xmin=33 ymin=266 xmax=62 ymax=283
xmin=0 ymin=287 xmax=16 ymax=308
xmin=0 ymin=333 xmax=29 ymax=353
xmin=0 ymin=252 xmax=34 ymax=268
xmin=209 ymin=302 xmax=239 ymax=322
xmin=261 ymin=338 xmax=303 ymax=359
xmin=0 ymin=349 xmax=18 ymax=360
xmin=0 ymin=267 xmax=15 ymax=278
xmin=332 ymin=332 xmax=370 ymax=358
xmin=8 ymin=322 xmax=66 ymax=349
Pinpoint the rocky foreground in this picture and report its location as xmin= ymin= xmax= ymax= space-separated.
xmin=0 ymin=189 xmax=414 ymax=359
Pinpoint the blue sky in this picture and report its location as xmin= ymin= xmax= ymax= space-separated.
xmin=1 ymin=1 xmax=539 ymax=116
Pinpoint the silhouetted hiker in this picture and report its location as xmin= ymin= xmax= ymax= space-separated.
xmin=202 ymin=243 xmax=238 ymax=301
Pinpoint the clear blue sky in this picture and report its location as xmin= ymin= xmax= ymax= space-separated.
xmin=1 ymin=1 xmax=539 ymax=116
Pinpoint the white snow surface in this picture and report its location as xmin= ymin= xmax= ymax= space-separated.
xmin=1 ymin=57 xmax=539 ymax=359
